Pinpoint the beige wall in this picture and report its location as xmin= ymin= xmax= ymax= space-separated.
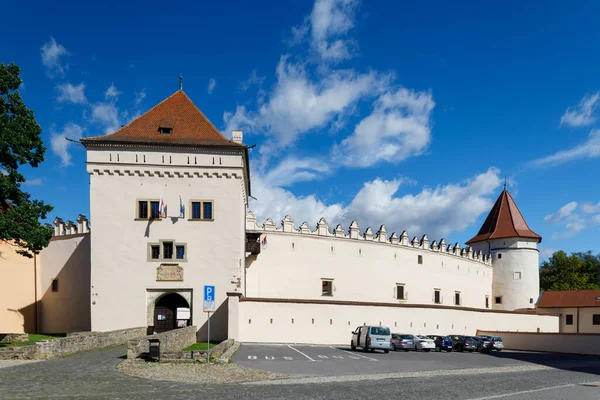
xmin=235 ymin=300 xmax=559 ymax=344
xmin=0 ymin=242 xmax=36 ymax=333
xmin=246 ymin=230 xmax=494 ymax=309
xmin=537 ymin=307 xmax=600 ymax=334
xmin=87 ymin=146 xmax=247 ymax=340
xmin=477 ymin=330 xmax=600 ymax=355
xmin=38 ymin=234 xmax=91 ymax=333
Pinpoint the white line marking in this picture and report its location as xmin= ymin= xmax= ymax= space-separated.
xmin=332 ymin=356 xmax=344 ymax=359
xmin=465 ymin=384 xmax=576 ymax=400
xmin=335 ymin=347 xmax=378 ymax=361
xmin=247 ymin=355 xmax=256 ymax=360
xmin=265 ymin=356 xmax=275 ymax=360
xmin=318 ymin=355 xmax=328 ymax=359
xmin=283 ymin=357 xmax=293 ymax=360
xmin=348 ymin=356 xmax=360 ymax=360
xmin=287 ymin=345 xmax=320 ymax=362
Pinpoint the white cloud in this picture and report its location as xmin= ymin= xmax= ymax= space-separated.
xmin=50 ymin=123 xmax=84 ymax=167
xmin=135 ymin=89 xmax=146 ymax=106
xmin=250 ymin=166 xmax=502 ymax=240
xmin=23 ymin=178 xmax=44 ymax=186
xmin=531 ymin=129 xmax=600 ymax=167
xmin=91 ymin=102 xmax=120 ymax=134
xmin=259 ymin=156 xmax=333 ymax=187
xmin=333 ymin=88 xmax=435 ymax=167
xmin=239 ymin=70 xmax=266 ymax=92
xmin=581 ymin=202 xmax=600 ymax=214
xmin=560 ymin=92 xmax=599 ymax=127
xmin=207 ymin=78 xmax=216 ymax=94
xmin=40 ymin=37 xmax=69 ymax=78
xmin=56 ymin=82 xmax=87 ymax=104
xmin=544 ymin=201 xmax=578 ymax=223
xmin=104 ymin=83 xmax=121 ymax=100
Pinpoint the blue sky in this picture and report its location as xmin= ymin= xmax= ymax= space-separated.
xmin=3 ymin=0 xmax=600 ymax=259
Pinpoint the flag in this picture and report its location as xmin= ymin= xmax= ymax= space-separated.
xmin=262 ymin=235 xmax=267 ymax=248
xmin=159 ymin=197 xmax=164 ymax=216
xmin=179 ymin=195 xmax=184 ymax=217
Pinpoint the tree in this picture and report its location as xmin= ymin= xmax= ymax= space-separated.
xmin=540 ymin=251 xmax=600 ymax=291
xmin=0 ymin=62 xmax=53 ymax=258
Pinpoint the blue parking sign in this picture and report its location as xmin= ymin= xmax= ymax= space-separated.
xmin=204 ymin=285 xmax=215 ymax=301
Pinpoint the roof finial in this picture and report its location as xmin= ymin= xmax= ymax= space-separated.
xmin=504 ymin=176 xmax=507 ymax=191
xmin=179 ymin=74 xmax=183 ymax=91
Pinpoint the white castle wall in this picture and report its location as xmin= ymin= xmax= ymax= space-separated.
xmin=246 ymin=213 xmax=494 ymax=309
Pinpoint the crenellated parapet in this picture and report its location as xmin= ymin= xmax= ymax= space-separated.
xmin=246 ymin=211 xmax=492 ymax=266
xmin=50 ymin=215 xmax=90 ymax=237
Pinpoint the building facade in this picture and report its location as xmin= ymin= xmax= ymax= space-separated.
xmin=537 ymin=290 xmax=600 ymax=334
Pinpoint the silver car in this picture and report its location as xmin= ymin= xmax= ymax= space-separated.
xmin=351 ymin=325 xmax=391 ymax=353
xmin=412 ymin=334 xmax=436 ymax=352
xmin=481 ymin=335 xmax=504 ymax=351
xmin=391 ymin=334 xmax=415 ymax=351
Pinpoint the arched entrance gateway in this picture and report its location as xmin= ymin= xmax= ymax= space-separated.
xmin=152 ymin=293 xmax=191 ymax=333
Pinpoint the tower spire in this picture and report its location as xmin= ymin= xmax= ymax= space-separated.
xmin=504 ymin=176 xmax=507 ymax=190
xmin=179 ymin=74 xmax=183 ymax=91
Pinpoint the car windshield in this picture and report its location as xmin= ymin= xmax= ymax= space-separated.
xmin=370 ymin=327 xmax=390 ymax=335
xmin=443 ymin=337 xmax=452 ymax=342
xmin=492 ymin=337 xmax=502 ymax=341
xmin=401 ymin=335 xmax=413 ymax=339
xmin=417 ymin=335 xmax=430 ymax=339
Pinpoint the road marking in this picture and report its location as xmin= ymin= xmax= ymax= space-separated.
xmin=318 ymin=355 xmax=328 ymax=359
xmin=283 ymin=357 xmax=293 ymax=360
xmin=265 ymin=356 xmax=275 ymax=360
xmin=332 ymin=356 xmax=344 ymax=359
xmin=247 ymin=356 xmax=256 ymax=360
xmin=287 ymin=345 xmax=320 ymax=362
xmin=348 ymin=356 xmax=360 ymax=360
xmin=465 ymin=384 xmax=577 ymax=400
xmin=335 ymin=347 xmax=378 ymax=361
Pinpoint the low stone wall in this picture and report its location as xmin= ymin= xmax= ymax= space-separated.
xmin=0 ymin=334 xmax=29 ymax=343
xmin=159 ymin=338 xmax=237 ymax=363
xmin=478 ymin=330 xmax=600 ymax=356
xmin=127 ymin=326 xmax=198 ymax=360
xmin=0 ymin=327 xmax=146 ymax=360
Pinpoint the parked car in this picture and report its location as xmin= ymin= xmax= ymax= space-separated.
xmin=470 ymin=336 xmax=494 ymax=352
xmin=480 ymin=335 xmax=504 ymax=351
xmin=449 ymin=335 xmax=478 ymax=352
xmin=412 ymin=334 xmax=436 ymax=352
xmin=391 ymin=334 xmax=415 ymax=351
xmin=427 ymin=335 xmax=453 ymax=352
xmin=351 ymin=325 xmax=391 ymax=353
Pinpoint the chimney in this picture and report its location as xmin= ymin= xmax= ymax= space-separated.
xmin=232 ymin=130 xmax=243 ymax=144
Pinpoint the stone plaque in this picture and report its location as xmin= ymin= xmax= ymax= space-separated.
xmin=157 ymin=264 xmax=183 ymax=281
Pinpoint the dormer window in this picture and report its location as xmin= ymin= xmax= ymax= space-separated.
xmin=158 ymin=118 xmax=174 ymax=136
xmin=159 ymin=127 xmax=172 ymax=135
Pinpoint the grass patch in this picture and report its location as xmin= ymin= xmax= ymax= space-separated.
xmin=184 ymin=341 xmax=219 ymax=351
xmin=0 ymin=333 xmax=65 ymax=348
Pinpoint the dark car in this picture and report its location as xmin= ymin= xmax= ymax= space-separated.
xmin=470 ymin=336 xmax=494 ymax=352
xmin=427 ymin=335 xmax=453 ymax=352
xmin=480 ymin=335 xmax=504 ymax=351
xmin=449 ymin=335 xmax=478 ymax=352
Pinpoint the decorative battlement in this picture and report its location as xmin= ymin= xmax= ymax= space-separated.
xmin=47 ymin=215 xmax=90 ymax=237
xmin=246 ymin=212 xmax=492 ymax=266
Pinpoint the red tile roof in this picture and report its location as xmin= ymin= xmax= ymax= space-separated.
xmin=82 ymin=90 xmax=241 ymax=147
xmin=466 ymin=189 xmax=541 ymax=245
xmin=538 ymin=290 xmax=600 ymax=308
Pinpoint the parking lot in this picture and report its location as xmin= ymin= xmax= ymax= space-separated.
xmin=233 ymin=343 xmax=600 ymax=377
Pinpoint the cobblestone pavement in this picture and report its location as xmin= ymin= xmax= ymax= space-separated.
xmin=1 ymin=346 xmax=600 ymax=399
xmin=0 ymin=360 xmax=41 ymax=370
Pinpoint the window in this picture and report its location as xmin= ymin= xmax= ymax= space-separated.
xmin=150 ymin=201 xmax=160 ymax=219
xmin=151 ymin=245 xmax=160 ymax=259
xmin=485 ymin=296 xmax=489 ymax=309
xmin=495 ymin=296 xmax=502 ymax=304
xmin=176 ymin=245 xmax=185 ymax=260
xmin=138 ymin=201 xmax=148 ymax=219
xmin=137 ymin=200 xmax=161 ymax=220
xmin=498 ymin=253 xmax=502 ymax=259
xmin=455 ymin=291 xmax=461 ymax=306
xmin=565 ymin=315 xmax=573 ymax=325
xmin=530 ymin=298 xmax=534 ymax=304
xmin=418 ymin=255 xmax=423 ymax=264
xmin=51 ymin=279 xmax=59 ymax=292
xmin=190 ymin=201 xmax=214 ymax=221
xmin=159 ymin=127 xmax=172 ymax=135
xmin=322 ymin=279 xmax=333 ymax=296
xmin=163 ymin=242 xmax=173 ymax=259
xmin=514 ymin=271 xmax=522 ymax=280
xmin=434 ymin=289 xmax=441 ymax=304
xmin=593 ymin=315 xmax=600 ymax=325
xmin=396 ymin=284 xmax=405 ymax=300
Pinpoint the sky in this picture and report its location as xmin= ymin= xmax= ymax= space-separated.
xmin=2 ymin=0 xmax=600 ymax=260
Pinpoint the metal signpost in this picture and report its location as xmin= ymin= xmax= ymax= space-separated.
xmin=203 ymin=285 xmax=215 ymax=360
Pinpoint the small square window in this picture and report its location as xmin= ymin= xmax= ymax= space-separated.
xmin=322 ymin=280 xmax=333 ymax=296
xmin=434 ymin=289 xmax=441 ymax=304
xmin=485 ymin=296 xmax=489 ymax=309
xmin=495 ymin=296 xmax=502 ymax=304
xmin=418 ymin=255 xmax=423 ymax=264
xmin=151 ymin=245 xmax=160 ymax=259
xmin=138 ymin=201 xmax=148 ymax=219
xmin=514 ymin=272 xmax=522 ymax=280
xmin=203 ymin=202 xmax=213 ymax=220
xmin=593 ymin=315 xmax=600 ymax=325
xmin=565 ymin=315 xmax=573 ymax=325
xmin=530 ymin=298 xmax=534 ymax=304
xmin=163 ymin=242 xmax=173 ymax=259
xmin=176 ymin=245 xmax=185 ymax=260
xmin=498 ymin=253 xmax=502 ymax=259
xmin=159 ymin=127 xmax=172 ymax=135
xmin=454 ymin=292 xmax=461 ymax=306
xmin=51 ymin=279 xmax=59 ymax=292
xmin=396 ymin=285 xmax=405 ymax=300
xmin=150 ymin=201 xmax=160 ymax=219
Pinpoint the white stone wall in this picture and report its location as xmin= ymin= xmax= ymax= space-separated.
xmin=477 ymin=330 xmax=600 ymax=356
xmin=236 ymin=300 xmax=559 ymax=344
xmin=471 ymin=238 xmax=539 ymax=311
xmin=246 ymin=215 xmax=493 ymax=309
xmin=537 ymin=307 xmax=600 ymax=334
xmin=87 ymin=146 xmax=247 ymax=340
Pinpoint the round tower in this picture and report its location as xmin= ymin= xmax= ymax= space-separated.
xmin=466 ymin=188 xmax=542 ymax=311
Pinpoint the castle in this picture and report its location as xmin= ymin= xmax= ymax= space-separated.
xmin=0 ymin=89 xmax=559 ymax=342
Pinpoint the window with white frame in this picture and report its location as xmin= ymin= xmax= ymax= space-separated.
xmin=396 ymin=284 xmax=406 ymax=300
xmin=322 ymin=279 xmax=333 ymax=296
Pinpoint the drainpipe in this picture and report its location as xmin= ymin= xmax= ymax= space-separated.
xmin=577 ymin=307 xmax=580 ymax=334
xmin=34 ymin=254 xmax=38 ymax=334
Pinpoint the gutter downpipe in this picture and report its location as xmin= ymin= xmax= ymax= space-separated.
xmin=577 ymin=307 xmax=580 ymax=334
xmin=34 ymin=254 xmax=38 ymax=334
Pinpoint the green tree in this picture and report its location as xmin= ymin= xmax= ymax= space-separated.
xmin=0 ymin=62 xmax=53 ymax=258
xmin=572 ymin=251 xmax=600 ymax=287
xmin=540 ymin=251 xmax=600 ymax=291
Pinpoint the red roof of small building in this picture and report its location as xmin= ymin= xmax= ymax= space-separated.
xmin=537 ymin=290 xmax=600 ymax=308
xmin=82 ymin=90 xmax=241 ymax=147
xmin=466 ymin=189 xmax=541 ymax=244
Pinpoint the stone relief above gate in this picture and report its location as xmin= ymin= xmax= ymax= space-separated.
xmin=156 ymin=264 xmax=183 ymax=281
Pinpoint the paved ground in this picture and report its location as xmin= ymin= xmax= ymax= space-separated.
xmin=0 ymin=345 xmax=600 ymax=399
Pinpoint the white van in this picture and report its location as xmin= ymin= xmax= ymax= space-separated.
xmin=350 ymin=325 xmax=391 ymax=353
